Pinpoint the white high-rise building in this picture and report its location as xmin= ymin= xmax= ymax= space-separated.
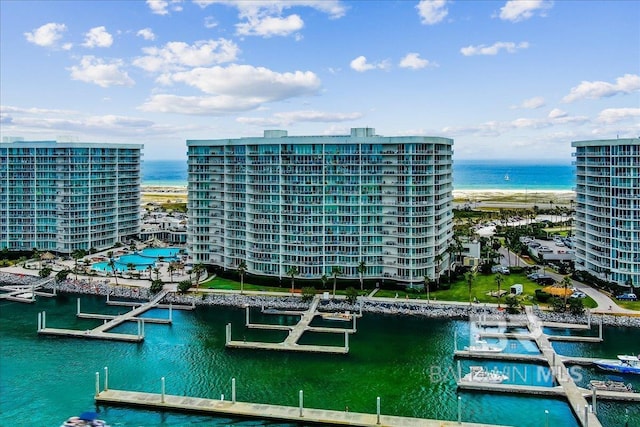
xmin=0 ymin=140 xmax=142 ymax=254
xmin=187 ymin=128 xmax=453 ymax=285
xmin=572 ymin=138 xmax=640 ymax=288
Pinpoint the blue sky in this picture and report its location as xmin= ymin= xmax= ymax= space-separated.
xmin=1 ymin=0 xmax=638 ymax=161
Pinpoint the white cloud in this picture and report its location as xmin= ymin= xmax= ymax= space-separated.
xmin=515 ymin=96 xmax=545 ymax=109
xmin=597 ymin=108 xmax=640 ymax=124
xmin=69 ymin=56 xmax=134 ymax=88
xmin=237 ymin=110 xmax=363 ymax=126
xmin=146 ymin=0 xmax=183 ymax=15
xmin=133 ymin=39 xmax=239 ymax=72
xmin=24 ymin=23 xmax=67 ymax=48
xmin=399 ymin=53 xmax=433 ymax=70
xmin=416 ymin=0 xmax=448 ymax=25
xmin=350 ymin=56 xmax=390 ymax=72
xmin=548 ymin=108 xmax=567 ymax=119
xmin=195 ymin=1 xmax=345 ymax=38
xmin=562 ymin=74 xmax=640 ymax=103
xmin=0 ymin=104 xmax=187 ymax=140
xmin=82 ymin=26 xmax=113 ymax=48
xmin=137 ymin=28 xmax=156 ymax=41
xmin=460 ymin=41 xmax=529 ymax=56
xmin=499 ymin=0 xmax=553 ymax=22
xmin=204 ymin=16 xmax=218 ymax=29
xmin=236 ymin=14 xmax=304 ymax=37
xmin=140 ymin=64 xmax=321 ymax=114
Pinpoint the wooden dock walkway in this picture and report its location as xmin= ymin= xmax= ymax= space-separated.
xmin=226 ymin=295 xmax=356 ymax=354
xmin=37 ymin=290 xmax=172 ymax=343
xmin=95 ymin=389 xmax=504 ymax=427
xmin=523 ymin=307 xmax=602 ymax=427
xmin=0 ymin=278 xmax=56 ymax=303
xmin=454 ymin=350 xmax=547 ymax=364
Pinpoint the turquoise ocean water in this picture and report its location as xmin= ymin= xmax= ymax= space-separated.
xmin=142 ymin=159 xmax=575 ymax=190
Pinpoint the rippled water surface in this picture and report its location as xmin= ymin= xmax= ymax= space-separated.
xmin=1 ymin=294 xmax=638 ymax=426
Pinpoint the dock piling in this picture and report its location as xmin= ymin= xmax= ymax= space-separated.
xmin=95 ymin=372 xmax=100 ymax=397
xmin=545 ymin=409 xmax=549 ymax=427
xmin=457 ymin=360 xmax=461 ymax=381
xmin=161 ymin=377 xmax=165 ymax=403
xmin=169 ymin=303 xmax=173 ymax=322
xmin=376 ymin=396 xmax=381 ymax=425
xmin=77 ymin=298 xmax=81 ymax=315
xmin=104 ymin=366 xmax=109 ymax=391
xmin=42 ymin=311 xmax=46 ymax=329
xmin=299 ymin=390 xmax=303 ymax=417
xmin=584 ymin=404 xmax=589 ymax=427
xmin=457 ymin=396 xmax=462 ymax=424
xmin=37 ymin=312 xmax=42 ymax=331
xmin=344 ymin=330 xmax=349 ymax=351
xmin=598 ymin=320 xmax=602 ymax=340
xmin=454 ymin=330 xmax=457 ymax=352
xmin=232 ymin=378 xmax=236 ymax=403
xmin=226 ymin=323 xmax=231 ymax=344
xmin=245 ymin=306 xmax=249 ymax=326
xmin=592 ymin=388 xmax=597 ymax=414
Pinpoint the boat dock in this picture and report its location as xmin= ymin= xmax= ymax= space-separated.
xmin=459 ymin=307 xmax=605 ymax=427
xmin=0 ymin=278 xmax=56 ymax=303
xmin=225 ymin=295 xmax=357 ymax=354
xmin=95 ymin=388 xmax=503 ymax=427
xmin=37 ymin=290 xmax=173 ymax=342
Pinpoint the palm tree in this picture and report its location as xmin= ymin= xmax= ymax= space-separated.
xmin=237 ymin=260 xmax=247 ymax=294
xmin=126 ymin=263 xmax=136 ymax=277
xmin=464 ymin=270 xmax=476 ymax=306
xmin=320 ymin=274 xmax=328 ymax=289
xmin=423 ymin=275 xmax=431 ymax=302
xmin=146 ymin=265 xmax=153 ymax=283
xmin=434 ymin=253 xmax=443 ymax=288
xmin=357 ymin=261 xmax=367 ymax=290
xmin=153 ymin=267 xmax=161 ymax=281
xmin=562 ymin=275 xmax=573 ymax=310
xmin=331 ymin=266 xmax=342 ymax=298
xmin=192 ymin=263 xmax=205 ymax=289
xmin=167 ymin=264 xmax=176 ymax=283
xmin=108 ymin=259 xmax=119 ymax=286
xmin=494 ymin=273 xmax=504 ymax=309
xmin=71 ymin=249 xmax=84 ymax=280
xmin=287 ymin=266 xmax=299 ymax=293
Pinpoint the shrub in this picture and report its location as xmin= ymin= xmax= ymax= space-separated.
xmin=177 ymin=280 xmax=192 ymax=294
xmin=534 ymin=289 xmax=552 ymax=303
xmin=568 ymin=298 xmax=585 ymax=315
xmin=505 ymin=295 xmax=521 ymax=314
xmin=150 ymin=280 xmax=164 ymax=294
xmin=301 ymin=287 xmax=316 ymax=302
xmin=345 ymin=287 xmax=359 ymax=304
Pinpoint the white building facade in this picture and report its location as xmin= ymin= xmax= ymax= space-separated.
xmin=187 ymin=128 xmax=453 ymax=285
xmin=572 ymin=138 xmax=640 ymax=288
xmin=0 ymin=140 xmax=142 ymax=254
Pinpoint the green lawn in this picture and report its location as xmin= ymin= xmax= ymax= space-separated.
xmin=374 ymin=273 xmax=597 ymax=309
xmin=200 ymin=276 xmax=290 ymax=293
xmin=614 ymin=300 xmax=640 ymax=311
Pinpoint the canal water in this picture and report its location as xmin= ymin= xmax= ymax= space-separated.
xmin=0 ymin=294 xmax=638 ymax=427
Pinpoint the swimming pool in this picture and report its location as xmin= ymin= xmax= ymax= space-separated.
xmin=90 ymin=247 xmax=185 ymax=272
xmin=139 ymin=247 xmax=182 ymax=260
xmin=91 ymin=261 xmax=151 ymax=272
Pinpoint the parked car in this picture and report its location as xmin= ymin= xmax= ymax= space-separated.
xmin=535 ymin=277 xmax=556 ymax=286
xmin=570 ymin=291 xmax=587 ymax=299
xmin=616 ymin=293 xmax=638 ymax=301
xmin=527 ymin=272 xmax=541 ymax=280
xmin=491 ymin=265 xmax=510 ymax=275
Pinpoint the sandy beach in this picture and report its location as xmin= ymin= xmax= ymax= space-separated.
xmin=453 ymin=189 xmax=575 ymax=209
xmin=141 ymin=185 xmax=575 ymax=209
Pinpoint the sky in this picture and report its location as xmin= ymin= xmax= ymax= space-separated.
xmin=1 ymin=0 xmax=639 ymax=161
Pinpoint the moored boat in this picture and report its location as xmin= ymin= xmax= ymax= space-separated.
xmin=594 ymin=355 xmax=640 ymax=375
xmin=462 ymin=366 xmax=508 ymax=384
xmin=61 ymin=412 xmax=108 ymax=427
xmin=321 ymin=311 xmax=352 ymax=321
xmin=465 ymin=339 xmax=503 ymax=353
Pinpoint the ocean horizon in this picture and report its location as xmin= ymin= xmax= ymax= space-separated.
xmin=142 ymin=159 xmax=575 ymax=191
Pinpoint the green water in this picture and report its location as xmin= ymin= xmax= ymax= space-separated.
xmin=0 ymin=294 xmax=637 ymax=426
